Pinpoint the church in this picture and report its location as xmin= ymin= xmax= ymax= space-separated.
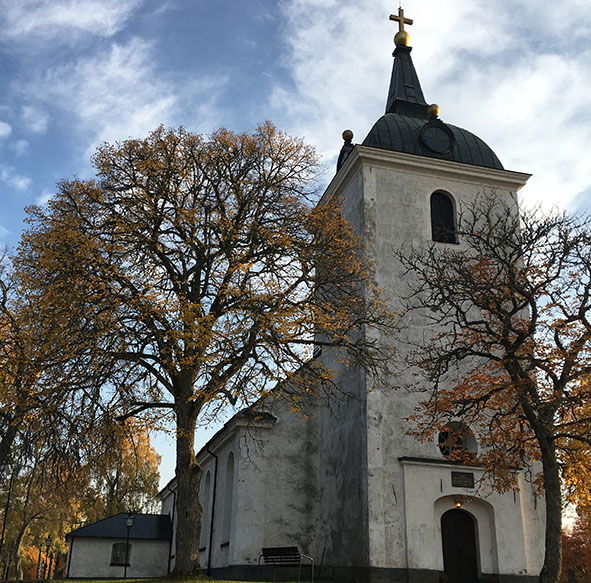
xmin=158 ymin=9 xmax=545 ymax=583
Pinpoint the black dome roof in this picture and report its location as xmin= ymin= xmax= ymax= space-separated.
xmin=363 ymin=113 xmax=504 ymax=170
xmin=337 ymin=43 xmax=504 ymax=173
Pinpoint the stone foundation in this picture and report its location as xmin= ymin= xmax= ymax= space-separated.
xmin=209 ymin=564 xmax=540 ymax=583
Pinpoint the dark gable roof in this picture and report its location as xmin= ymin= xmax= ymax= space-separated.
xmin=66 ymin=513 xmax=172 ymax=541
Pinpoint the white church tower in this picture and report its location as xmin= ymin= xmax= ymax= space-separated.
xmin=313 ymin=7 xmax=545 ymax=583
xmin=159 ymin=9 xmax=545 ymax=583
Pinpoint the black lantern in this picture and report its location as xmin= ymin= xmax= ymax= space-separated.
xmin=125 ymin=514 xmax=134 ymax=529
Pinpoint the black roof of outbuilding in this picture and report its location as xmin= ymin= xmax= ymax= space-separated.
xmin=66 ymin=513 xmax=172 ymax=541
xmin=360 ymin=41 xmax=504 ymax=171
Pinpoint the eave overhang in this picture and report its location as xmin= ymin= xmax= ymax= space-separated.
xmin=321 ymin=145 xmax=531 ymax=206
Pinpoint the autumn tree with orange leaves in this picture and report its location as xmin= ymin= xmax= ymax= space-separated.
xmin=395 ymin=195 xmax=591 ymax=583
xmin=16 ymin=123 xmax=395 ymax=575
xmin=562 ymin=506 xmax=591 ymax=583
xmin=0 ymin=252 xmax=112 ymax=472
xmin=0 ymin=250 xmax=160 ymax=577
xmin=0 ymin=420 xmax=159 ymax=579
xmin=0 ymin=255 xmax=47 ymax=468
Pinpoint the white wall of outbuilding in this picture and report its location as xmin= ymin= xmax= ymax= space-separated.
xmin=67 ymin=537 xmax=169 ymax=578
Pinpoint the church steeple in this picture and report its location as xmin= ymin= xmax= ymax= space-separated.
xmin=360 ymin=5 xmax=504 ymax=171
xmin=385 ymin=7 xmax=428 ymax=118
xmin=385 ymin=46 xmax=428 ymax=117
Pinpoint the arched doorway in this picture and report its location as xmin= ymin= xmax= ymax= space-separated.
xmin=441 ymin=509 xmax=479 ymax=583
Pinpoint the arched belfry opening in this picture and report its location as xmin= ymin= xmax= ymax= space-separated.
xmin=430 ymin=191 xmax=457 ymax=243
xmin=441 ymin=508 xmax=479 ymax=583
xmin=438 ymin=421 xmax=478 ymax=460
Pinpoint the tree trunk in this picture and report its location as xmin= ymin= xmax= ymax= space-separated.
xmin=171 ymin=398 xmax=203 ymax=575
xmin=539 ymin=439 xmax=562 ymax=583
xmin=0 ymin=421 xmax=18 ymax=467
xmin=13 ymin=526 xmax=26 ymax=581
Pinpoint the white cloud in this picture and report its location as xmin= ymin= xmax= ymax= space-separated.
xmin=432 ymin=52 xmax=591 ymax=212
xmin=0 ymin=122 xmax=12 ymax=139
xmin=45 ymin=38 xmax=176 ymax=147
xmin=272 ymin=0 xmax=591 ymax=210
xmin=0 ymin=165 xmax=31 ymax=190
xmin=10 ymin=139 xmax=29 ymax=156
xmin=0 ymin=0 xmax=144 ymax=41
xmin=0 ymin=225 xmax=9 ymax=239
xmin=31 ymin=38 xmax=225 ymax=159
xmin=21 ymin=106 xmax=48 ymax=134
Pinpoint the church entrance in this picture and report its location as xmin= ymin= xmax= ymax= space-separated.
xmin=441 ymin=509 xmax=479 ymax=583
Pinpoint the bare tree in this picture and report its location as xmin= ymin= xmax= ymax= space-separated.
xmin=394 ymin=194 xmax=591 ymax=583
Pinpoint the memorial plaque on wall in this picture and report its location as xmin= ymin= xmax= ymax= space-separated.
xmin=451 ymin=471 xmax=475 ymax=489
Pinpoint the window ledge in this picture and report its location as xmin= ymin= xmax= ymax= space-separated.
xmin=433 ymin=239 xmax=460 ymax=245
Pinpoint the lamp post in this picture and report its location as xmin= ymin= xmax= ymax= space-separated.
xmin=123 ymin=514 xmax=134 ymax=579
xmin=43 ymin=535 xmax=51 ymax=580
xmin=0 ymin=464 xmax=13 ymax=567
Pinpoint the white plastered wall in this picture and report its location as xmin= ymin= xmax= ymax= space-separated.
xmin=402 ymin=459 xmax=542 ymax=577
xmin=323 ymin=146 xmax=544 ymax=575
xmin=67 ymin=537 xmax=169 ymax=578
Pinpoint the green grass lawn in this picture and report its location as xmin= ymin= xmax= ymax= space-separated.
xmin=53 ymin=580 xmax=308 ymax=583
xmin=51 ymin=579 xmax=321 ymax=583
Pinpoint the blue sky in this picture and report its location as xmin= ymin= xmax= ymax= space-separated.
xmin=0 ymin=0 xmax=590 ymax=485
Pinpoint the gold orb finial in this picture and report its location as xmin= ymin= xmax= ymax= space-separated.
xmin=394 ymin=30 xmax=411 ymax=47
xmin=427 ymin=103 xmax=441 ymax=118
xmin=342 ymin=129 xmax=354 ymax=143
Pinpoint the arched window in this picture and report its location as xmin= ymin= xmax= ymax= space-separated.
xmin=430 ymin=191 xmax=457 ymax=243
xmin=438 ymin=422 xmax=477 ymax=459
xmin=200 ymin=470 xmax=211 ymax=546
xmin=110 ymin=542 xmax=131 ymax=566
xmin=221 ymin=452 xmax=234 ymax=544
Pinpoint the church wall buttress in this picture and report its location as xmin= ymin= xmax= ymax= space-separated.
xmin=315 ymin=167 xmax=371 ymax=570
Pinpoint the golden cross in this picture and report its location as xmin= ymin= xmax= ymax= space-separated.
xmin=389 ymin=7 xmax=413 ymax=33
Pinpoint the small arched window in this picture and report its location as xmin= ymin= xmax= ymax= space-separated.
xmin=430 ymin=191 xmax=457 ymax=243
xmin=438 ymin=422 xmax=477 ymax=459
xmin=110 ymin=542 xmax=131 ymax=566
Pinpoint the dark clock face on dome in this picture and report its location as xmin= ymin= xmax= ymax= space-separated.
xmin=420 ymin=120 xmax=456 ymax=155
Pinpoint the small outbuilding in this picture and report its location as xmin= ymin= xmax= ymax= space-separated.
xmin=65 ymin=513 xmax=172 ymax=578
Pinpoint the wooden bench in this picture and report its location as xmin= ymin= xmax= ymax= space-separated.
xmin=258 ymin=546 xmax=314 ymax=582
